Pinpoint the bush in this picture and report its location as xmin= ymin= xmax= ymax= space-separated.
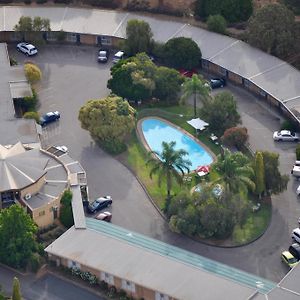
xmin=56 ymin=30 xmax=67 ymax=43
xmin=99 ymin=280 xmax=109 ymax=292
xmin=296 ymin=145 xmax=300 ymax=160
xmin=207 ymin=14 xmax=227 ymax=34
xmin=24 ymin=62 xmax=42 ymax=83
xmin=23 ymin=111 xmax=39 ymax=122
xmin=60 ymin=190 xmax=74 ymax=228
xmin=221 ymin=127 xmax=248 ymax=150
xmin=22 ymin=88 xmax=38 ymax=112
xmin=29 ymin=253 xmax=41 ymax=273
xmin=100 ymin=139 xmax=127 ymax=155
xmin=280 ymin=120 xmax=297 ymax=132
xmin=10 ymin=57 xmax=18 ymax=66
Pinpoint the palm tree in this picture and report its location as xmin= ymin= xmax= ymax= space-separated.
xmin=147 ymin=141 xmax=192 ymax=210
xmin=212 ymin=148 xmax=255 ymax=194
xmin=181 ymin=74 xmax=211 ymax=117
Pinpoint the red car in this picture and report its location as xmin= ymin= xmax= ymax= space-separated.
xmin=178 ymin=69 xmax=198 ymax=78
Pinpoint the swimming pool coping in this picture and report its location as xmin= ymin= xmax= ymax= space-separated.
xmin=136 ymin=116 xmax=217 ymax=172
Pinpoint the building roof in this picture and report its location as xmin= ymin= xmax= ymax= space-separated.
xmin=0 ymin=142 xmax=48 ymax=191
xmin=9 ymin=81 xmax=33 ymax=99
xmin=45 ymin=219 xmax=276 ymax=300
xmin=1 ymin=6 xmax=300 ymax=120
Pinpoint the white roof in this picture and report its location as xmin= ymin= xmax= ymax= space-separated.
xmin=187 ymin=118 xmax=209 ymax=130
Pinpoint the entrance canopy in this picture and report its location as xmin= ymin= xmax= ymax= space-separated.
xmin=187 ymin=118 xmax=209 ymax=131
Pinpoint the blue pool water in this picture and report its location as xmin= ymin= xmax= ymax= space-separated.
xmin=141 ymin=118 xmax=213 ymax=170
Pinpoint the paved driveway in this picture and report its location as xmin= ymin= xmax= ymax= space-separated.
xmin=8 ymin=44 xmax=299 ymax=283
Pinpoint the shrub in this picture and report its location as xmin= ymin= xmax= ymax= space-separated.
xmin=22 ymin=88 xmax=38 ymax=112
xmin=24 ymin=63 xmax=42 ymax=83
xmin=221 ymin=127 xmax=248 ymax=150
xmin=99 ymin=280 xmax=109 ymax=291
xmin=10 ymin=57 xmax=18 ymax=66
xmin=23 ymin=111 xmax=39 ymax=122
xmin=100 ymin=139 xmax=127 ymax=155
xmin=29 ymin=253 xmax=41 ymax=273
xmin=60 ymin=190 xmax=74 ymax=228
xmin=56 ymin=30 xmax=67 ymax=43
xmin=280 ymin=120 xmax=297 ymax=132
xmin=296 ymin=145 xmax=300 ymax=160
xmin=207 ymin=14 xmax=227 ymax=34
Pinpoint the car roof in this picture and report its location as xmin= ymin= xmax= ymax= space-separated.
xmin=46 ymin=112 xmax=55 ymax=116
xmin=282 ymin=251 xmax=294 ymax=259
xmin=114 ymin=51 xmax=124 ymax=57
xmin=293 ymin=228 xmax=300 ymax=234
xmin=280 ymin=130 xmax=291 ymax=135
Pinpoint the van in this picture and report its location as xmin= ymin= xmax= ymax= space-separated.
xmin=112 ymin=51 xmax=125 ymax=64
xmin=292 ymin=228 xmax=300 ymax=243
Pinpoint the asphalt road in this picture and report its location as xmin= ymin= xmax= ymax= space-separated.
xmin=7 ymin=44 xmax=300 ymax=283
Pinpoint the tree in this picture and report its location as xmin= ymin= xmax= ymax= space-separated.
xmin=78 ymin=95 xmax=136 ymax=154
xmin=247 ymin=4 xmax=295 ymax=57
xmin=59 ymin=190 xmax=74 ymax=228
xmin=0 ymin=205 xmax=38 ymax=269
xmin=199 ymin=91 xmax=241 ymax=136
xmin=254 ymin=151 xmax=265 ymax=199
xmin=163 ymin=37 xmax=202 ymax=69
xmin=14 ymin=16 xmax=51 ymax=42
xmin=12 ymin=277 xmax=22 ymax=300
xmin=221 ymin=127 xmax=248 ymax=150
xmin=181 ymin=74 xmax=211 ymax=117
xmin=147 ymin=141 xmax=192 ymax=210
xmin=261 ymin=151 xmax=289 ymax=195
xmin=24 ymin=62 xmax=42 ymax=83
xmin=108 ymin=53 xmax=156 ymax=102
xmin=283 ymin=0 xmax=300 ymax=14
xmin=124 ymin=19 xmax=153 ymax=56
xmin=212 ymin=148 xmax=255 ymax=194
xmin=207 ymin=14 xmax=227 ymax=34
xmin=195 ymin=0 xmax=253 ymax=23
xmin=153 ymin=66 xmax=183 ymax=104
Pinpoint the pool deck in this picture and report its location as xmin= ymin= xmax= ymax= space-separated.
xmin=136 ymin=116 xmax=216 ymax=171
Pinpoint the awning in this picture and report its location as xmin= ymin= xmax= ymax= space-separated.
xmin=187 ymin=118 xmax=209 ymax=131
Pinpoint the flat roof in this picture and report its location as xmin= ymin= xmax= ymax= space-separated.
xmin=70 ymin=185 xmax=86 ymax=229
xmin=9 ymin=81 xmax=32 ymax=99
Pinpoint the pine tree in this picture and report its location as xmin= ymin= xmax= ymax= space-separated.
xmin=12 ymin=277 xmax=22 ymax=300
xmin=255 ymin=151 xmax=265 ymax=199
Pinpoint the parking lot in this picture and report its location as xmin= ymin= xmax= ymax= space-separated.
xmin=8 ymin=44 xmax=300 ymax=282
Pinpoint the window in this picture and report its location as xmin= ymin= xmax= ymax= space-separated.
xmin=46 ymin=31 xmax=57 ymax=41
xmin=260 ymin=90 xmax=267 ymax=98
xmin=155 ymin=291 xmax=169 ymax=300
xmin=100 ymin=36 xmax=111 ymax=46
xmin=67 ymin=260 xmax=81 ymax=270
xmin=121 ymin=279 xmax=135 ymax=293
xmin=220 ymin=67 xmax=227 ymax=76
xmin=243 ymin=79 xmax=250 ymax=88
xmin=101 ymin=272 xmax=114 ymax=285
xmin=11 ymin=32 xmax=22 ymax=41
xmin=38 ymin=210 xmax=45 ymax=217
xmin=66 ymin=33 xmax=77 ymax=43
xmin=201 ymin=59 xmax=209 ymax=69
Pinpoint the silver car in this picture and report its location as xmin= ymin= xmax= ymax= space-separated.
xmin=273 ymin=130 xmax=299 ymax=142
xmin=16 ymin=42 xmax=38 ymax=56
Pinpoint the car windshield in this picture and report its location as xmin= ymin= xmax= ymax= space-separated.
xmin=289 ymin=257 xmax=298 ymax=264
xmin=30 ymin=48 xmax=37 ymax=52
xmin=90 ymin=201 xmax=99 ymax=209
xmin=99 ymin=51 xmax=106 ymax=56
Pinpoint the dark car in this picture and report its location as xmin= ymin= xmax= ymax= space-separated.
xmin=289 ymin=243 xmax=300 ymax=260
xmin=87 ymin=196 xmax=112 ymax=214
xmin=40 ymin=111 xmax=60 ymax=126
xmin=97 ymin=49 xmax=109 ymax=63
xmin=210 ymin=78 xmax=226 ymax=89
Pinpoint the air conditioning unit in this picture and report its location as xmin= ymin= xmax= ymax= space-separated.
xmin=24 ymin=193 xmax=31 ymax=200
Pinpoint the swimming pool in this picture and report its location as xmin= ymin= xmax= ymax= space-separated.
xmin=141 ymin=118 xmax=213 ymax=170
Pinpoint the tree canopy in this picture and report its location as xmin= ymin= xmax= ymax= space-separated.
xmin=124 ymin=19 xmax=153 ymax=56
xmin=163 ymin=37 xmax=202 ymax=70
xmin=194 ymin=0 xmax=253 ymax=23
xmin=24 ymin=62 xmax=42 ymax=83
xmin=0 ymin=205 xmax=38 ymax=269
xmin=78 ymin=95 xmax=136 ymax=153
xmin=108 ymin=53 xmax=182 ymax=103
xmin=247 ymin=4 xmax=295 ymax=57
xmin=199 ymin=91 xmax=241 ymax=136
xmin=207 ymin=14 xmax=227 ymax=34
xmin=14 ymin=16 xmax=51 ymax=32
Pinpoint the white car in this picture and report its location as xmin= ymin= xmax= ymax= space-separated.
xmin=112 ymin=51 xmax=125 ymax=64
xmin=55 ymin=145 xmax=68 ymax=153
xmin=16 ymin=42 xmax=38 ymax=56
xmin=273 ymin=130 xmax=299 ymax=142
xmin=296 ymin=185 xmax=300 ymax=196
xmin=292 ymin=228 xmax=300 ymax=243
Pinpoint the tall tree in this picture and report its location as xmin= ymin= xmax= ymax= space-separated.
xmin=199 ymin=91 xmax=241 ymax=136
xmin=147 ymin=141 xmax=191 ymax=210
xmin=163 ymin=37 xmax=202 ymax=69
xmin=212 ymin=148 xmax=255 ymax=194
xmin=60 ymin=190 xmax=74 ymax=228
xmin=12 ymin=277 xmax=22 ymax=300
xmin=254 ymin=151 xmax=265 ymax=199
xmin=124 ymin=19 xmax=153 ymax=56
xmin=181 ymin=74 xmax=211 ymax=117
xmin=262 ymin=151 xmax=289 ymax=195
xmin=0 ymin=205 xmax=38 ymax=269
xmin=247 ymin=4 xmax=295 ymax=57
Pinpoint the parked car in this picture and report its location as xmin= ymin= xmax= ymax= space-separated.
xmin=87 ymin=196 xmax=112 ymax=214
xmin=55 ymin=145 xmax=68 ymax=153
xmin=273 ymin=130 xmax=300 ymax=142
xmin=289 ymin=243 xmax=300 ymax=260
xmin=97 ymin=49 xmax=109 ymax=63
xmin=39 ymin=111 xmax=60 ymax=126
xmin=112 ymin=51 xmax=125 ymax=64
xmin=210 ymin=78 xmax=226 ymax=89
xmin=178 ymin=69 xmax=198 ymax=78
xmin=95 ymin=211 xmax=112 ymax=222
xmin=281 ymin=251 xmax=299 ymax=268
xmin=292 ymin=228 xmax=300 ymax=243
xmin=16 ymin=42 xmax=38 ymax=56
xmin=291 ymin=161 xmax=300 ymax=178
